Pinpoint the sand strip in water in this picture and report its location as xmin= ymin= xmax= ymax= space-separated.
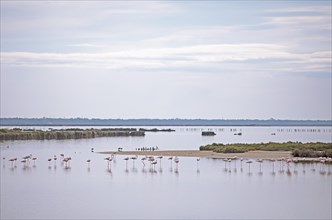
xmin=98 ymin=150 xmax=293 ymax=159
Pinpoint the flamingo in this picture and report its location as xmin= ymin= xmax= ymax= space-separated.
xmin=286 ymin=158 xmax=292 ymax=171
xmin=246 ymin=160 xmax=253 ymax=173
xmin=174 ymin=157 xmax=179 ymax=168
xmin=157 ymin=155 xmax=163 ymax=164
xmin=23 ymin=155 xmax=32 ymax=165
xmin=124 ymin=157 xmax=129 ymax=168
xmin=21 ymin=159 xmax=27 ymax=168
xmin=130 ymin=156 xmax=138 ymax=167
xmin=141 ymin=157 xmax=147 ymax=166
xmin=257 ymin=159 xmax=263 ymax=173
xmin=68 ymin=157 xmax=71 ymax=166
xmin=292 ymin=158 xmax=298 ymax=174
xmin=277 ymin=158 xmax=284 ymax=173
xmin=9 ymin=158 xmax=16 ymax=167
xmin=48 ymin=158 xmax=52 ymax=166
xmin=151 ymin=160 xmax=157 ymax=171
xmin=233 ymin=156 xmax=237 ymax=169
xmin=87 ymin=159 xmax=91 ymax=168
xmin=223 ymin=159 xmax=228 ymax=170
xmin=320 ymin=159 xmax=326 ymax=174
xmin=168 ymin=156 xmax=173 ymax=166
xmin=270 ymin=159 xmax=275 ymax=173
xmin=2 ymin=157 xmax=5 ymax=167
xmin=240 ymin=158 xmax=244 ymax=170
xmin=174 ymin=158 xmax=180 ymax=174
xmin=53 ymin=155 xmax=57 ymax=166
xmin=32 ymin=157 xmax=37 ymax=166
xmin=62 ymin=157 xmax=71 ymax=168
xmin=104 ymin=157 xmax=112 ymax=167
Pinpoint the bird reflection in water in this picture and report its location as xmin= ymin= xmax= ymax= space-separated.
xmin=174 ymin=167 xmax=179 ymax=176
xmin=141 ymin=167 xmax=147 ymax=174
xmin=106 ymin=166 xmax=112 ymax=176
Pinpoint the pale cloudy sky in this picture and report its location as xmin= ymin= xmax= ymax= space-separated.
xmin=0 ymin=1 xmax=331 ymax=119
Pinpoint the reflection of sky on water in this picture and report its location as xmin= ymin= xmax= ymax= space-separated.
xmin=0 ymin=126 xmax=331 ymax=219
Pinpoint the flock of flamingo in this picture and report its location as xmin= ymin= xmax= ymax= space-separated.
xmin=221 ymin=156 xmax=332 ymax=176
xmin=2 ymin=153 xmax=332 ymax=176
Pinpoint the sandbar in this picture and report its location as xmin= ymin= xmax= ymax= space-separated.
xmin=98 ymin=150 xmax=293 ymax=159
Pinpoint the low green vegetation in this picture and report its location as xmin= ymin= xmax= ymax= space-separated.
xmin=199 ymin=142 xmax=332 ymax=158
xmin=0 ymin=128 xmax=145 ymax=141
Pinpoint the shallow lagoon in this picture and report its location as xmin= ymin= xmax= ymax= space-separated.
xmin=1 ymin=126 xmax=331 ymax=219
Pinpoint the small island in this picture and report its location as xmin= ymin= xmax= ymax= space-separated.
xmin=202 ymin=131 xmax=216 ymax=136
xmin=0 ymin=128 xmax=145 ymax=141
xmin=139 ymin=128 xmax=175 ymax=132
xmin=199 ymin=142 xmax=332 ymax=158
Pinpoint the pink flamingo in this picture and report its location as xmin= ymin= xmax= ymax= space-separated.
xmin=63 ymin=157 xmax=71 ymax=168
xmin=277 ymin=158 xmax=284 ymax=172
xmin=228 ymin=158 xmax=232 ymax=170
xmin=9 ymin=158 xmax=16 ymax=167
xmin=168 ymin=156 xmax=173 ymax=165
xmin=141 ymin=157 xmax=147 ymax=166
xmin=104 ymin=157 xmax=112 ymax=167
xmin=130 ymin=156 xmax=138 ymax=167
xmin=2 ymin=157 xmax=5 ymax=167
xmin=270 ymin=159 xmax=275 ymax=173
xmin=257 ymin=159 xmax=263 ymax=173
xmin=23 ymin=155 xmax=32 ymax=165
xmin=246 ymin=160 xmax=253 ymax=173
xmin=48 ymin=158 xmax=52 ymax=166
xmin=157 ymin=155 xmax=163 ymax=163
xmin=53 ymin=155 xmax=57 ymax=165
xmin=320 ymin=159 xmax=326 ymax=173
xmin=151 ymin=160 xmax=157 ymax=171
xmin=124 ymin=157 xmax=129 ymax=168
xmin=286 ymin=158 xmax=292 ymax=171
xmin=174 ymin=157 xmax=179 ymax=168
xmin=32 ymin=157 xmax=37 ymax=165
xmin=21 ymin=159 xmax=27 ymax=167
xmin=87 ymin=159 xmax=91 ymax=168
xmin=223 ymin=159 xmax=228 ymax=170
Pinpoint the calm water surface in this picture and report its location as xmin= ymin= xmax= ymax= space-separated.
xmin=1 ymin=126 xmax=331 ymax=219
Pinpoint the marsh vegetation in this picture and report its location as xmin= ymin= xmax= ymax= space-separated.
xmin=0 ymin=128 xmax=145 ymax=141
xmin=200 ymin=142 xmax=332 ymax=158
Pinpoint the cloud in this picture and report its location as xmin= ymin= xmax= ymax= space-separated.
xmin=264 ymin=16 xmax=331 ymax=30
xmin=2 ymin=44 xmax=330 ymax=75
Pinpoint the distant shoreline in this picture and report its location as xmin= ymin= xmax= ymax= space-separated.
xmin=1 ymin=118 xmax=331 ymax=127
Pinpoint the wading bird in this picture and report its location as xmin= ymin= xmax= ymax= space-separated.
xmin=32 ymin=157 xmax=37 ymax=166
xmin=130 ymin=156 xmax=138 ymax=168
xmin=124 ymin=157 xmax=129 ymax=168
xmin=246 ymin=160 xmax=253 ymax=173
xmin=48 ymin=158 xmax=52 ymax=166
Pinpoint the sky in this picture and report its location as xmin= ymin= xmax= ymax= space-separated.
xmin=0 ymin=0 xmax=331 ymax=120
